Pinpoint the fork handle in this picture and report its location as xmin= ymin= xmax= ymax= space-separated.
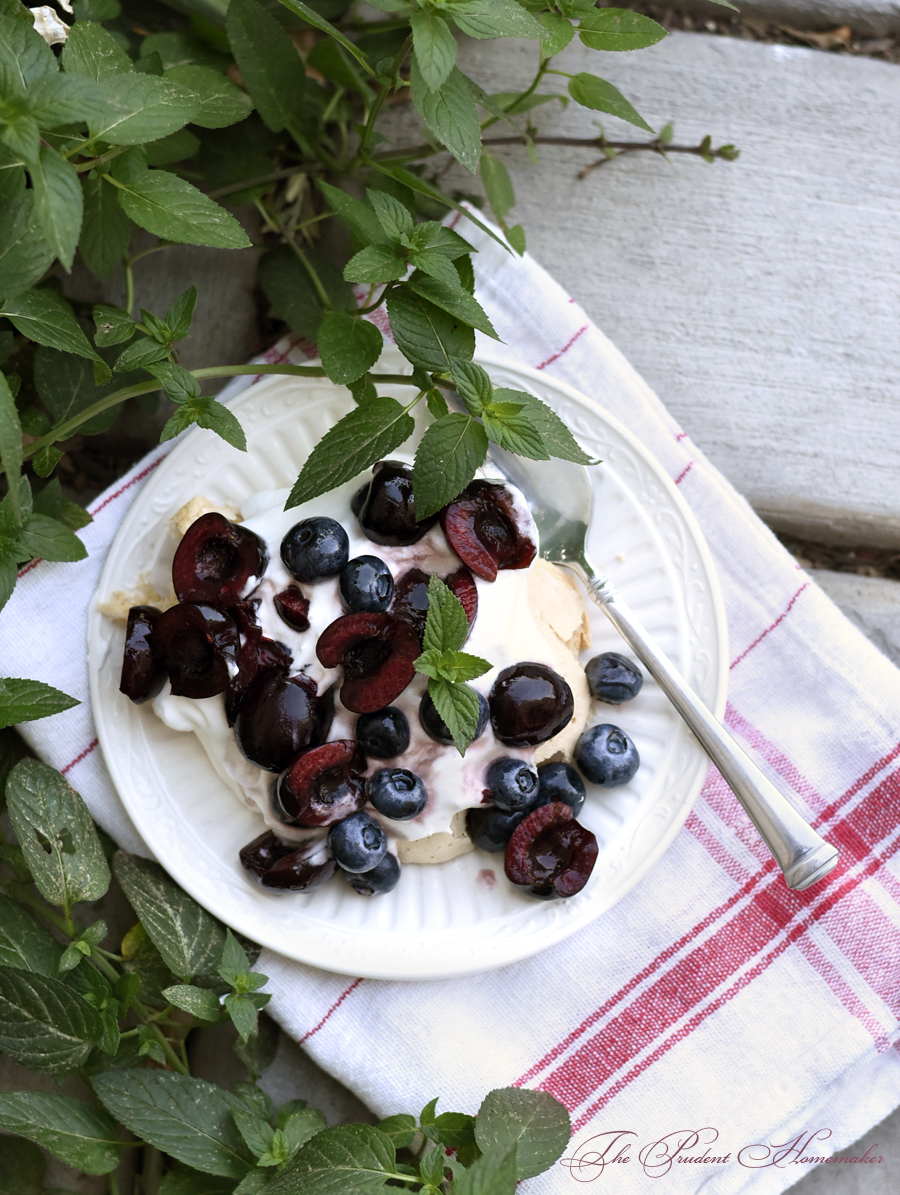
xmin=581 ymin=576 xmax=838 ymax=891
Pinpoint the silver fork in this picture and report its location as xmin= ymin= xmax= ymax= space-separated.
xmin=484 ymin=447 xmax=839 ymax=892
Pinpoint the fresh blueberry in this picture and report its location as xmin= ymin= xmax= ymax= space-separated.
xmin=281 ymin=517 xmax=349 ymax=582
xmin=343 ymin=851 xmax=401 ymax=896
xmin=585 ymin=652 xmax=643 ymax=704
xmin=537 ymin=761 xmax=586 ymax=816
xmin=575 ymin=723 xmax=640 ymax=787
xmin=466 ymin=804 xmax=530 ymax=852
xmin=367 ymin=767 xmax=428 ymax=820
xmin=355 ymin=706 xmax=410 ymax=759
xmin=340 ymin=555 xmax=394 ymax=613
xmin=419 ymin=690 xmax=489 ymax=745
xmin=485 ymin=757 xmax=539 ymax=813
xmin=327 ymin=811 xmax=388 ymax=873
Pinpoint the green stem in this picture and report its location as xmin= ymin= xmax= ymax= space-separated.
xmin=108 ymin=1170 xmax=119 ymax=1195
xmin=481 ymin=57 xmax=550 ymax=133
xmin=208 ymin=165 xmax=315 ymax=200
xmin=4 ymin=879 xmax=72 ymax=935
xmin=353 ymin=33 xmax=412 ymax=167
xmin=123 ymin=257 xmax=135 ymax=320
xmin=257 ymin=197 xmax=334 ymax=310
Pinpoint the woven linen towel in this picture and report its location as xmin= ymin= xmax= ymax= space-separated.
xmin=4 ymin=220 xmax=900 ymax=1195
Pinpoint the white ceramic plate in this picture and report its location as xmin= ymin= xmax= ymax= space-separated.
xmin=89 ymin=347 xmax=728 ymax=980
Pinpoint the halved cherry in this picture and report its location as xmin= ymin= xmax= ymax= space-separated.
xmin=233 ymin=672 xmax=329 ymax=772
xmin=224 ymin=625 xmax=293 ymax=726
xmin=504 ymin=802 xmax=598 ymax=899
xmin=120 ymin=605 xmax=165 ymax=704
xmin=173 ymin=512 xmax=268 ymax=605
xmin=316 ymin=612 xmax=419 ymax=713
xmin=273 ymin=586 xmax=311 ymax=632
xmin=440 ymin=481 xmax=536 ymax=582
xmin=260 ymin=838 xmax=336 ymax=891
xmin=389 ymin=567 xmax=430 ymax=643
xmin=445 ymin=566 xmax=478 ymax=629
xmin=239 ymin=829 xmax=296 ymax=878
xmin=272 ymin=739 xmax=367 ymax=827
xmin=152 ymin=602 xmax=239 ymax=700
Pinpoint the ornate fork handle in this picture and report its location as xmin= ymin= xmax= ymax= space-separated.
xmin=569 ymin=569 xmax=838 ymax=891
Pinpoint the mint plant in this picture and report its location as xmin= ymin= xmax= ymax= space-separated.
xmin=0 ymin=751 xmax=572 ymax=1192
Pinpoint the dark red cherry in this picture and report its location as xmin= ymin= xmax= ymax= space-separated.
xmin=273 ymin=740 xmax=367 ymax=827
xmin=356 ymin=460 xmax=438 ymax=546
xmin=489 ymin=662 xmax=574 ymax=747
xmin=120 ymin=605 xmax=165 ymax=703
xmin=228 ymin=599 xmax=261 ymax=635
xmin=273 ymin=587 xmax=311 ymax=632
xmin=224 ymin=626 xmax=293 ymax=726
xmin=151 ymin=602 xmax=239 ymax=700
xmin=445 ymin=567 xmax=477 ymax=629
xmin=316 ymin=612 xmax=419 ymax=713
xmin=233 ymin=672 xmax=329 ymax=772
xmin=389 ymin=567 xmax=430 ymax=643
xmin=504 ymin=802 xmax=598 ymax=899
xmin=260 ymin=838 xmax=336 ymax=891
xmin=172 ymin=512 xmax=268 ymax=605
xmin=239 ymin=829 xmax=295 ymax=878
xmin=440 ymin=481 xmax=536 ymax=581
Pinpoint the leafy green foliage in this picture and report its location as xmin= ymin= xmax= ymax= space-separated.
xmin=475 ymin=1087 xmax=571 ymax=1179
xmin=0 ymin=1091 xmax=122 ymax=1174
xmin=0 ymin=966 xmax=104 ymax=1075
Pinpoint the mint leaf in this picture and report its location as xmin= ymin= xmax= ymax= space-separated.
xmin=108 ymin=162 xmax=251 ymax=249
xmin=92 ymin=1071 xmax=255 ymax=1178
xmin=0 ymin=967 xmax=103 ymax=1075
xmin=34 ymin=346 xmax=136 ymax=435
xmin=0 ymin=370 xmax=23 ymax=521
xmin=376 ymin=1114 xmax=416 ymax=1150
xmin=88 ymin=75 xmax=197 ymax=146
xmin=316 ymin=180 xmax=384 ymax=246
xmin=6 ymin=759 xmax=110 ymax=907
xmin=0 ymin=893 xmax=62 ymax=975
xmin=159 ymin=395 xmax=248 ymax=451
xmin=161 ymin=984 xmax=222 ymax=1022
xmin=409 ymin=61 xmax=481 ymax=174
xmin=0 ymin=193 xmax=55 ymax=297
xmin=232 ymin=1107 xmax=275 ymax=1158
xmin=425 ymin=388 xmax=449 ymax=419
xmin=481 ymin=152 xmax=515 ymax=223
xmin=113 ymin=335 xmax=170 ymax=372
xmin=259 ymin=244 xmax=354 ymax=339
xmin=567 ymin=73 xmax=653 ymax=132
xmin=218 ymin=929 xmax=250 ymax=985
xmin=273 ymin=0 xmax=377 ymax=79
xmin=281 ymin=1105 xmax=327 ymax=1155
xmin=113 ymin=852 xmax=227 ymax=981
xmin=226 ymin=0 xmax=306 ymax=134
xmin=165 ymin=284 xmax=198 ymax=340
xmin=147 ymin=361 xmax=201 ymax=403
xmin=369 ymin=161 xmax=508 ymax=251
xmin=452 ymin=1143 xmax=517 ymax=1195
xmin=61 ymin=18 xmax=132 ymax=80
xmin=421 ymin=574 xmax=468 ymax=655
xmin=410 ymin=12 xmax=457 ymax=92
xmin=493 ymin=389 xmax=597 ymax=464
xmin=1 ymin=288 xmax=100 ymax=362
xmin=0 ymin=14 xmax=57 ymax=88
xmin=386 ymin=287 xmax=475 ymax=372
xmin=450 ymin=358 xmax=494 ymax=415
xmin=451 ymin=0 xmax=545 ymax=40
xmin=434 ymin=651 xmax=491 ymax=684
xmin=0 ymin=1092 xmax=121 ymax=1174
xmin=286 ymin=397 xmax=415 ymax=509
xmin=164 ymin=64 xmax=253 ymax=129
xmin=343 ymin=244 xmax=406 ymax=285
xmin=93 ymin=304 xmax=135 ymax=347
xmin=259 ymin=1123 xmax=398 ymax=1195
xmin=474 ymin=1088 xmax=571 ymax=1180
xmin=367 ymin=189 xmax=414 ymax=241
xmin=80 ymin=173 xmax=133 ymax=281
xmin=579 ymin=9 xmax=667 ymax=52
xmin=407 ymin=272 xmax=498 ymax=339
xmin=225 ymin=992 xmax=261 ymax=1043
xmin=158 ymin=1166 xmax=238 ymax=1195
xmin=20 ymin=514 xmax=87 ymax=563
xmin=420 ymin=1109 xmax=476 ymax=1150
xmin=427 ymin=677 xmax=483 ymax=756
xmin=317 ymin=313 xmax=383 ymax=385
xmin=412 ymin=412 xmax=488 ymax=519
xmin=481 ymin=405 xmax=548 ymax=460
xmin=28 ymin=146 xmax=82 ymax=272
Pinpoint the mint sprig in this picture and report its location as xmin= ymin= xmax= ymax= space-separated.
xmin=414 ymin=575 xmax=491 ymax=755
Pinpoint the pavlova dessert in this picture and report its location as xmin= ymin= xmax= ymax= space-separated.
xmin=112 ymin=460 xmax=643 ymax=900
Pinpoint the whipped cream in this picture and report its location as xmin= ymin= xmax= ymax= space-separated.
xmin=151 ymin=475 xmax=591 ymax=863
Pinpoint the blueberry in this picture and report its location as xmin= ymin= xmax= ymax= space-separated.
xmin=575 ymin=723 xmax=640 ymax=787
xmin=327 ymin=811 xmax=388 ymax=873
xmin=367 ymin=767 xmax=428 ymax=820
xmin=419 ymin=690 xmax=489 ymax=745
xmin=281 ymin=517 xmax=349 ymax=582
xmin=536 ymin=761 xmax=585 ymax=816
xmin=340 ymin=555 xmax=394 ymax=612
xmin=343 ymin=851 xmax=401 ymax=896
xmin=355 ymin=706 xmax=410 ymax=758
xmin=466 ymin=804 xmax=530 ymax=852
xmin=485 ymin=757 xmax=539 ymax=813
xmin=585 ymin=652 xmax=643 ymax=704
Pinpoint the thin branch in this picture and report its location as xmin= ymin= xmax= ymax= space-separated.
xmin=373 ymin=133 xmax=735 ymax=169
